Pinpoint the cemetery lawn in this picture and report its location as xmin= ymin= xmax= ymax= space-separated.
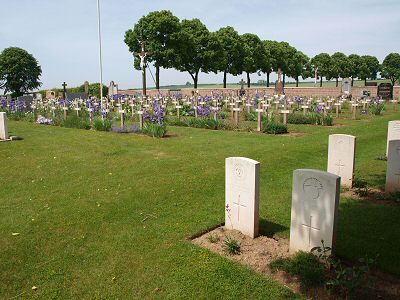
xmin=1 ymin=111 xmax=400 ymax=299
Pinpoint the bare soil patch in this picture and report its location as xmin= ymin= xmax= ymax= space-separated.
xmin=192 ymin=226 xmax=400 ymax=299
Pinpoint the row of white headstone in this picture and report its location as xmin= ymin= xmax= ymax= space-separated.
xmin=225 ymin=122 xmax=400 ymax=254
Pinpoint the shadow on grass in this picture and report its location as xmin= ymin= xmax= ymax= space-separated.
xmin=259 ymin=219 xmax=288 ymax=237
xmin=337 ymin=199 xmax=400 ymax=275
xmin=366 ymin=171 xmax=387 ymax=190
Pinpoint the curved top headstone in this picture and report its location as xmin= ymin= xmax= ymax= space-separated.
xmin=290 ymin=169 xmax=340 ymax=254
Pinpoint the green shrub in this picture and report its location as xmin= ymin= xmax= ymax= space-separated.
xmin=92 ymin=117 xmax=112 ymax=131
xmin=142 ymin=122 xmax=167 ymax=138
xmin=7 ymin=111 xmax=26 ymax=121
xmin=322 ymin=114 xmax=334 ymax=126
xmin=166 ymin=116 xmax=188 ymax=127
xmin=61 ymin=115 xmax=91 ymax=130
xmin=263 ymin=121 xmax=288 ymax=134
xmin=244 ymin=111 xmax=257 ymax=121
xmin=186 ymin=117 xmax=224 ymax=130
xmin=370 ymin=103 xmax=385 ymax=115
xmin=287 ymin=113 xmax=312 ymax=124
xmin=309 ymin=113 xmax=322 ymax=125
xmin=270 ymin=251 xmax=326 ymax=289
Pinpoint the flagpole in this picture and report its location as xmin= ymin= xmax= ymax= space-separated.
xmin=97 ymin=0 xmax=104 ymax=105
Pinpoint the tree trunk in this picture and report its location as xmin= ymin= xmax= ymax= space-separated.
xmin=336 ymin=78 xmax=338 ymax=87
xmin=296 ymin=77 xmax=299 ymax=87
xmin=267 ymin=72 xmax=270 ymax=87
xmin=320 ymin=76 xmax=323 ymax=87
xmin=283 ymin=74 xmax=286 ymax=87
xmin=351 ymin=76 xmax=354 ymax=86
xmin=194 ymin=71 xmax=199 ymax=89
xmin=247 ymin=72 xmax=251 ymax=88
xmin=223 ymin=71 xmax=227 ymax=88
xmin=156 ymin=66 xmax=160 ymax=90
xmin=365 ymin=78 xmax=367 ymax=86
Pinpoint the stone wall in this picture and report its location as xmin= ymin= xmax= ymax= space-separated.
xmin=119 ymin=85 xmax=400 ymax=99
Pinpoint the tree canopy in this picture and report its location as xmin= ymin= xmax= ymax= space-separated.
xmin=124 ymin=10 xmax=181 ymax=89
xmin=381 ymin=53 xmax=400 ymax=86
xmin=0 ymin=47 xmax=42 ymax=96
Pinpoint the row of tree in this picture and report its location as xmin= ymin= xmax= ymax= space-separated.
xmin=124 ymin=10 xmax=400 ymax=89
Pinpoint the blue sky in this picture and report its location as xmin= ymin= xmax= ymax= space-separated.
xmin=1 ymin=0 xmax=399 ymax=90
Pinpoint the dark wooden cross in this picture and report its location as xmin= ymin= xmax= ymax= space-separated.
xmin=62 ymin=82 xmax=67 ymax=100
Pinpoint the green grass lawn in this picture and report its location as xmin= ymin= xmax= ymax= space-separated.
xmin=1 ymin=108 xmax=400 ymax=299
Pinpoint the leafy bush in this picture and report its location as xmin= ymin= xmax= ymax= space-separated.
xmin=142 ymin=122 xmax=167 ymax=138
xmin=270 ymin=251 xmax=326 ymax=289
xmin=7 ymin=111 xmax=26 ymax=121
xmin=353 ymin=177 xmax=369 ymax=196
xmin=370 ymin=103 xmax=385 ymax=115
xmin=186 ymin=117 xmax=224 ymax=130
xmin=223 ymin=236 xmax=241 ymax=255
xmin=287 ymin=113 xmax=312 ymax=124
xmin=92 ymin=117 xmax=112 ymax=131
xmin=61 ymin=115 xmax=91 ymax=130
xmin=263 ymin=121 xmax=288 ymax=134
xmin=244 ymin=111 xmax=257 ymax=121
xmin=323 ymin=114 xmax=333 ymax=126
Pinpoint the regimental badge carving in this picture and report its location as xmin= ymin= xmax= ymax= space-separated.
xmin=234 ymin=163 xmax=245 ymax=179
xmin=303 ymin=178 xmax=323 ymax=200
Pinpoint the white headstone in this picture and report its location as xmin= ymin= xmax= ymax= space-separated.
xmin=290 ymin=169 xmax=340 ymax=254
xmin=327 ymin=134 xmax=356 ymax=188
xmin=386 ymin=121 xmax=400 ymax=157
xmin=0 ymin=112 xmax=9 ymax=140
xmin=385 ymin=140 xmax=400 ymax=193
xmin=225 ymin=157 xmax=260 ymax=238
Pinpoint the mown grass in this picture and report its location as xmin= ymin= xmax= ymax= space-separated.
xmin=1 ymin=107 xmax=399 ymax=299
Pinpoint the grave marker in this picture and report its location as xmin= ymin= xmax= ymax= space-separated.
xmin=386 ymin=140 xmax=400 ymax=193
xmin=225 ymin=157 xmax=260 ymax=238
xmin=289 ymin=169 xmax=340 ymax=254
xmin=387 ymin=120 xmax=400 ymax=156
xmin=0 ymin=112 xmax=9 ymax=141
xmin=327 ymin=134 xmax=356 ymax=187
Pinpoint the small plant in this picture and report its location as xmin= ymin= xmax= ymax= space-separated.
xmin=263 ymin=121 xmax=288 ymax=134
xmin=287 ymin=113 xmax=312 ymax=124
xmin=270 ymin=251 xmax=326 ymax=289
xmin=62 ymin=115 xmax=91 ymax=130
xmin=223 ymin=236 xmax=241 ymax=255
xmin=322 ymin=114 xmax=333 ymax=126
xmin=353 ymin=177 xmax=369 ymax=197
xmin=370 ymin=102 xmax=385 ymax=115
xmin=326 ymin=255 xmax=378 ymax=299
xmin=142 ymin=122 xmax=167 ymax=138
xmin=311 ymin=240 xmax=332 ymax=265
xmin=244 ymin=111 xmax=257 ymax=121
xmin=207 ymin=233 xmax=220 ymax=243
xmin=92 ymin=117 xmax=112 ymax=131
xmin=375 ymin=154 xmax=387 ymax=161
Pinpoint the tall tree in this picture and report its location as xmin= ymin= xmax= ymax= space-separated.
xmin=358 ymin=55 xmax=380 ymax=86
xmin=124 ymin=10 xmax=180 ymax=90
xmin=311 ymin=53 xmax=332 ymax=87
xmin=260 ymin=40 xmax=274 ymax=87
xmin=214 ymin=27 xmax=244 ymax=88
xmin=268 ymin=41 xmax=297 ymax=86
xmin=241 ymin=33 xmax=265 ymax=88
xmin=172 ymin=19 xmax=222 ymax=88
xmin=330 ymin=52 xmax=351 ymax=87
xmin=0 ymin=47 xmax=42 ymax=97
xmin=381 ymin=53 xmax=400 ymax=87
xmin=348 ymin=54 xmax=361 ymax=86
xmin=287 ymin=51 xmax=310 ymax=87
